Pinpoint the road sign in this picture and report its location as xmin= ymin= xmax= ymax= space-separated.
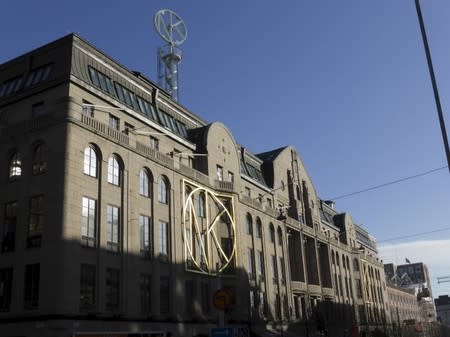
xmin=210 ymin=328 xmax=233 ymax=337
xmin=213 ymin=288 xmax=232 ymax=310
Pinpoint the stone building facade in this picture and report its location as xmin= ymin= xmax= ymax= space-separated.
xmin=0 ymin=34 xmax=390 ymax=337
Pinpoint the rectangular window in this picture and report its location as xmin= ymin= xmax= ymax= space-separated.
xmin=81 ymin=197 xmax=96 ymax=247
xmin=25 ymin=65 xmax=52 ymax=88
xmin=88 ymin=67 xmax=115 ymax=96
xmin=137 ymin=96 xmax=158 ymax=121
xmin=124 ymin=122 xmax=135 ymax=134
xmin=27 ymin=195 xmax=44 ymax=248
xmin=221 ymin=238 xmax=232 ymax=261
xmin=2 ymin=201 xmax=17 ymax=253
xmin=198 ymin=193 xmax=206 ymax=218
xmin=107 ymin=205 xmax=120 ymax=252
xmin=185 ymin=280 xmax=195 ymax=314
xmin=160 ymin=276 xmax=170 ymax=314
xmin=279 ymin=257 xmax=286 ymax=283
xmin=159 ymin=221 xmax=168 ymax=257
xmin=0 ymin=268 xmax=13 ymax=312
xmin=150 ymin=136 xmax=159 ymax=151
xmin=356 ymin=279 xmax=363 ymax=298
xmin=31 ymin=101 xmax=45 ymax=119
xmin=109 ymin=114 xmax=119 ymax=131
xmin=114 ymin=82 xmax=139 ymax=110
xmin=201 ymin=282 xmax=210 ymax=313
xmin=256 ymin=250 xmax=265 ymax=279
xmin=228 ymin=172 xmax=234 ymax=183
xmin=140 ymin=274 xmax=151 ymax=315
xmin=271 ymin=255 xmax=278 ymax=283
xmin=247 ymin=248 xmax=255 ymax=278
xmin=139 ymin=215 xmax=151 ymax=257
xmin=216 ymin=165 xmax=223 ymax=181
xmin=266 ymin=198 xmax=272 ymax=209
xmin=80 ymin=264 xmax=96 ymax=310
xmin=24 ymin=263 xmax=40 ymax=310
xmin=82 ymin=100 xmax=95 ymax=117
xmin=105 ymin=268 xmax=120 ymax=311
xmin=245 ymin=187 xmax=251 ymax=197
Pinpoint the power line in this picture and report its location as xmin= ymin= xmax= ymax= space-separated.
xmin=377 ymin=226 xmax=450 ymax=244
xmin=328 ymin=165 xmax=448 ymax=201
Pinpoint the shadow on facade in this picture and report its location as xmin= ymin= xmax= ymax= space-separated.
xmin=0 ymin=238 xmax=251 ymax=337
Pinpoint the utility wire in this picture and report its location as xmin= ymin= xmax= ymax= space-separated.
xmin=328 ymin=165 xmax=448 ymax=201
xmin=377 ymin=226 xmax=450 ymax=244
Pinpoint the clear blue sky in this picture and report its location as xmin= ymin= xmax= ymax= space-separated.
xmin=2 ymin=1 xmax=450 ymax=292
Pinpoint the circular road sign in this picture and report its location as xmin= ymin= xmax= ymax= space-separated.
xmin=213 ymin=288 xmax=232 ymax=311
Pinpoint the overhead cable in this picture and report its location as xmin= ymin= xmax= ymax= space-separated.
xmin=328 ymin=165 xmax=447 ymax=201
xmin=377 ymin=226 xmax=450 ymax=244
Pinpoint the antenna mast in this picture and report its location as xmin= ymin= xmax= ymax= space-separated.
xmin=154 ymin=9 xmax=187 ymax=102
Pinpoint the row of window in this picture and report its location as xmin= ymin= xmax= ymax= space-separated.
xmin=2 ymin=195 xmax=44 ymax=253
xmin=245 ymin=214 xmax=283 ymax=245
xmin=87 ymin=67 xmax=188 ymax=138
xmin=1 ymin=193 xmax=166 ymax=256
xmin=7 ymin=144 xmax=47 ymax=180
xmin=0 ymin=264 xmax=39 ymax=311
xmin=83 ymin=145 xmax=170 ymax=203
xmin=0 ymin=264 xmax=216 ymax=315
xmin=0 ymin=64 xmax=52 ymax=98
xmin=81 ymin=196 xmax=169 ymax=257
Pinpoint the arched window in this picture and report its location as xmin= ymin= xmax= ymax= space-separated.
xmin=32 ymin=143 xmax=47 ymax=175
xmin=139 ymin=168 xmax=151 ymax=197
xmin=256 ymin=218 xmax=262 ymax=238
xmin=9 ymin=152 xmax=22 ymax=179
xmin=245 ymin=214 xmax=253 ymax=235
xmin=158 ymin=176 xmax=169 ymax=204
xmin=269 ymin=223 xmax=275 ymax=243
xmin=107 ymin=155 xmax=120 ymax=185
xmin=277 ymin=227 xmax=283 ymax=245
xmin=83 ymin=146 xmax=97 ymax=177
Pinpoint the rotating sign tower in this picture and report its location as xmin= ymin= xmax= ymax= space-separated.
xmin=154 ymin=9 xmax=187 ymax=102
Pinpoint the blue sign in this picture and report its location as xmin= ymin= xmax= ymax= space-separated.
xmin=210 ymin=328 xmax=233 ymax=337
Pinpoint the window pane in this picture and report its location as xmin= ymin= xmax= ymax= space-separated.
xmin=108 ymin=156 xmax=120 ymax=185
xmin=158 ymin=177 xmax=168 ymax=203
xmin=80 ymin=264 xmax=96 ymax=310
xmin=9 ymin=152 xmax=22 ymax=178
xmin=0 ymin=268 xmax=13 ymax=311
xmin=159 ymin=221 xmax=168 ymax=256
xmin=81 ymin=197 xmax=96 ymax=247
xmin=24 ymin=264 xmax=40 ymax=310
xmin=107 ymin=205 xmax=120 ymax=248
xmin=139 ymin=169 xmax=150 ymax=197
xmin=106 ymin=268 xmax=120 ymax=311
xmin=83 ymin=147 xmax=97 ymax=177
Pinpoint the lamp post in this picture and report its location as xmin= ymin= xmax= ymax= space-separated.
xmin=414 ymin=0 xmax=450 ymax=172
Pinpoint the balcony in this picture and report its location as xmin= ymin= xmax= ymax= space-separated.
xmin=240 ymin=194 xmax=263 ymax=210
xmin=214 ymin=179 xmax=234 ymax=192
xmin=136 ymin=141 xmax=173 ymax=168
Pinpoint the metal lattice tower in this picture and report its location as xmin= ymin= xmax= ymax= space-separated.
xmin=154 ymin=9 xmax=187 ymax=102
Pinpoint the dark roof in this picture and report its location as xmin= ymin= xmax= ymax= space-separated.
xmin=256 ymin=146 xmax=287 ymax=162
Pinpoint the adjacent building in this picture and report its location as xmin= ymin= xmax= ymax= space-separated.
xmin=384 ymin=261 xmax=437 ymax=328
xmin=435 ymin=295 xmax=450 ymax=326
xmin=0 ymin=34 xmax=390 ymax=337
